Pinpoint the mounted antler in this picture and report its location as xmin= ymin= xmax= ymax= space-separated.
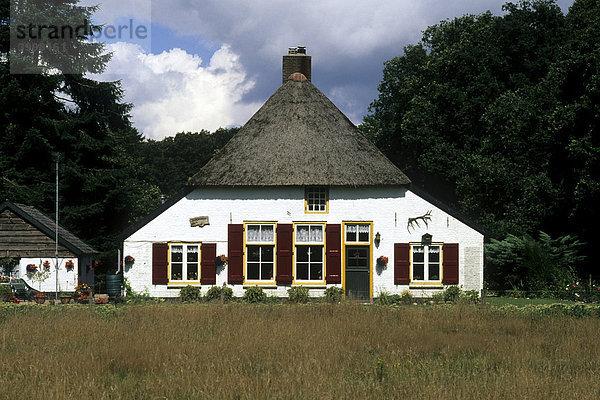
xmin=407 ymin=210 xmax=432 ymax=232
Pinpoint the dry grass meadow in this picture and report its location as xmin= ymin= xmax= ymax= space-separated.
xmin=1 ymin=302 xmax=600 ymax=399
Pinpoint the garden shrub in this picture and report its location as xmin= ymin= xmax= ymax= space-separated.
xmin=179 ymin=285 xmax=201 ymax=302
xmin=400 ymin=289 xmax=414 ymax=304
xmin=205 ymin=285 xmax=233 ymax=302
xmin=288 ymin=286 xmax=309 ymax=303
xmin=243 ymin=286 xmax=266 ymax=303
xmin=376 ymin=290 xmax=393 ymax=305
xmin=0 ymin=285 xmax=12 ymax=302
xmin=486 ymin=231 xmax=584 ymax=292
xmin=443 ymin=286 xmax=462 ymax=303
xmin=324 ymin=286 xmax=344 ymax=303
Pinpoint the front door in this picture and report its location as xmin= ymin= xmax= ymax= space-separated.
xmin=345 ymin=245 xmax=370 ymax=300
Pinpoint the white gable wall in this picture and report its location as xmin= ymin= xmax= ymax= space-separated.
xmin=123 ymin=186 xmax=483 ymax=298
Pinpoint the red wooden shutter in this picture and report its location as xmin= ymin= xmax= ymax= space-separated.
xmin=152 ymin=243 xmax=168 ymax=285
xmin=394 ymin=243 xmax=410 ymax=285
xmin=228 ymin=224 xmax=244 ymax=284
xmin=276 ymin=224 xmax=293 ymax=284
xmin=201 ymin=243 xmax=217 ymax=284
xmin=325 ymin=224 xmax=341 ymax=284
xmin=442 ymin=243 xmax=459 ymax=284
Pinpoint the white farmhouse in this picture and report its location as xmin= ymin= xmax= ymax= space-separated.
xmin=120 ymin=47 xmax=484 ymax=299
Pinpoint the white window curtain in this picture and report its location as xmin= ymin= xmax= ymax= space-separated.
xmin=187 ymin=246 xmax=198 ymax=254
xmin=247 ymin=225 xmax=260 ymax=242
xmin=309 ymin=226 xmax=323 ymax=242
xmin=358 ymin=225 xmax=369 ymax=233
xmin=172 ymin=245 xmax=183 ymax=253
xmin=296 ymin=226 xmax=309 ymax=242
xmin=346 ymin=225 xmax=357 ymax=234
xmin=261 ymin=225 xmax=274 ymax=242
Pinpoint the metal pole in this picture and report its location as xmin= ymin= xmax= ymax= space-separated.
xmin=55 ymin=154 xmax=59 ymax=300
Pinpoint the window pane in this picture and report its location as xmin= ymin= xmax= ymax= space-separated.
xmin=261 ymin=263 xmax=273 ymax=280
xmin=247 ymin=225 xmax=260 ymax=242
xmin=187 ymin=264 xmax=198 ymax=280
xmin=413 ymin=263 xmax=424 ymax=280
xmin=187 ymin=246 xmax=198 ymax=263
xmin=412 ymin=246 xmax=424 ymax=263
xmin=171 ymin=245 xmax=183 ymax=263
xmin=310 ymin=245 xmax=323 ymax=262
xmin=297 ymin=246 xmax=309 ymax=262
xmin=296 ymin=225 xmax=309 ymax=242
xmin=309 ymin=263 xmax=322 ymax=280
xmin=297 ymin=263 xmax=309 ymax=280
xmin=346 ymin=225 xmax=357 ymax=242
xmin=261 ymin=225 xmax=274 ymax=242
xmin=358 ymin=225 xmax=369 ymax=242
xmin=429 ymin=246 xmax=440 ymax=263
xmin=429 ymin=263 xmax=440 ymax=281
xmin=262 ymin=246 xmax=274 ymax=262
xmin=247 ymin=245 xmax=260 ymax=262
xmin=247 ymin=263 xmax=259 ymax=280
xmin=171 ymin=263 xmax=182 ymax=280
xmin=309 ymin=226 xmax=323 ymax=242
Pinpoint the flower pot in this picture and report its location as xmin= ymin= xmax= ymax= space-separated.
xmin=60 ymin=296 xmax=71 ymax=304
xmin=34 ymin=297 xmax=47 ymax=304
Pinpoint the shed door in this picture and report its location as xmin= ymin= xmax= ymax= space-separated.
xmin=345 ymin=245 xmax=370 ymax=300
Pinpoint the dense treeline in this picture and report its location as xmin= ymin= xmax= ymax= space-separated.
xmin=362 ymin=0 xmax=599 ymax=285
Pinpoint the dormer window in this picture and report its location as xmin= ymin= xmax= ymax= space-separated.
xmin=305 ymin=186 xmax=328 ymax=213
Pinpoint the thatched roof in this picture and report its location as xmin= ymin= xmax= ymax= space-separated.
xmin=189 ymin=78 xmax=410 ymax=187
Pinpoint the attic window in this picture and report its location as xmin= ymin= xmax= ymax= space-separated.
xmin=305 ymin=187 xmax=328 ymax=213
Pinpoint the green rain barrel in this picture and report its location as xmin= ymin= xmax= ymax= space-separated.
xmin=105 ymin=274 xmax=122 ymax=296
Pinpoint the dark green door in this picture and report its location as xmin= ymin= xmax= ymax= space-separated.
xmin=345 ymin=245 xmax=370 ymax=300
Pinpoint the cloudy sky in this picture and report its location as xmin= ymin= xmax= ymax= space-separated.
xmin=83 ymin=0 xmax=575 ymax=140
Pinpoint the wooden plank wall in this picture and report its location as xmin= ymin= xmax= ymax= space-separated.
xmin=0 ymin=209 xmax=76 ymax=258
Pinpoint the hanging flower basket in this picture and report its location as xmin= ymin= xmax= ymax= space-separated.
xmin=65 ymin=260 xmax=74 ymax=271
xmin=216 ymin=254 xmax=228 ymax=268
xmin=124 ymin=256 xmax=135 ymax=265
xmin=43 ymin=260 xmax=51 ymax=270
xmin=26 ymin=264 xmax=38 ymax=273
xmin=376 ymin=256 xmax=389 ymax=269
xmin=88 ymin=261 xmax=98 ymax=271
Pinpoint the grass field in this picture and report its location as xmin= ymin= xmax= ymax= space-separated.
xmin=484 ymin=296 xmax=578 ymax=306
xmin=1 ymin=303 xmax=600 ymax=399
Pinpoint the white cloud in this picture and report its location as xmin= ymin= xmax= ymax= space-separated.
xmin=92 ymin=43 xmax=261 ymax=139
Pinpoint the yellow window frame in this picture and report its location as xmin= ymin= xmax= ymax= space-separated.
xmin=341 ymin=221 xmax=373 ymax=299
xmin=167 ymin=242 xmax=202 ymax=286
xmin=408 ymin=242 xmax=444 ymax=287
xmin=304 ymin=186 xmax=329 ymax=214
xmin=243 ymin=221 xmax=277 ymax=285
xmin=292 ymin=221 xmax=327 ymax=285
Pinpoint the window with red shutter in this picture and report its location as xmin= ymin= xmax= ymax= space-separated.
xmin=152 ymin=243 xmax=168 ymax=285
xmin=325 ymin=224 xmax=341 ymax=284
xmin=228 ymin=224 xmax=244 ymax=284
xmin=201 ymin=243 xmax=217 ymax=284
xmin=442 ymin=243 xmax=459 ymax=284
xmin=276 ymin=224 xmax=293 ymax=284
xmin=294 ymin=223 xmax=325 ymax=282
xmin=394 ymin=243 xmax=410 ymax=284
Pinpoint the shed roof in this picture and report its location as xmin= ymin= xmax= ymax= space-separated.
xmin=189 ymin=78 xmax=410 ymax=187
xmin=0 ymin=201 xmax=97 ymax=255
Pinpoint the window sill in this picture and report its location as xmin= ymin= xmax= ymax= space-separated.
xmin=409 ymin=282 xmax=443 ymax=288
xmin=243 ymin=284 xmax=278 ymax=288
xmin=292 ymin=282 xmax=326 ymax=287
xmin=167 ymin=282 xmax=201 ymax=287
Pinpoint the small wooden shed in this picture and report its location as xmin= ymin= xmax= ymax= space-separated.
xmin=0 ymin=200 xmax=96 ymax=293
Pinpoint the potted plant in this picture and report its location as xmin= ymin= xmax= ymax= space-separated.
xmin=0 ymin=276 xmax=10 ymax=283
xmin=94 ymin=297 xmax=108 ymax=305
xmin=124 ymin=256 xmax=134 ymax=265
xmin=74 ymin=282 xmax=91 ymax=304
xmin=65 ymin=260 xmax=75 ymax=271
xmin=59 ymin=292 xmax=72 ymax=304
xmin=376 ymin=255 xmax=389 ymax=269
xmin=26 ymin=264 xmax=38 ymax=273
xmin=34 ymin=292 xmax=48 ymax=304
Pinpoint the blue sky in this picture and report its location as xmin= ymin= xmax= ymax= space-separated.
xmin=83 ymin=0 xmax=576 ymax=140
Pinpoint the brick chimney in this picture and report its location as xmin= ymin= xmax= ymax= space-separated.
xmin=282 ymin=46 xmax=311 ymax=83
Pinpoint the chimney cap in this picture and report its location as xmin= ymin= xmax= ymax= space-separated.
xmin=288 ymin=47 xmax=297 ymax=54
xmin=296 ymin=46 xmax=306 ymax=54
